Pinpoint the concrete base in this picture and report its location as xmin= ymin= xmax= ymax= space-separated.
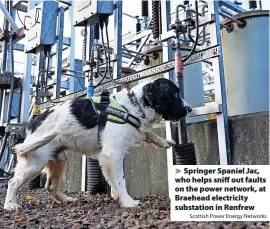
xmin=61 ymin=111 xmax=269 ymax=197
xmin=60 ymin=152 xmax=82 ymax=192
xmin=124 ymin=127 xmax=169 ymax=197
xmin=125 ymin=111 xmax=269 ymax=197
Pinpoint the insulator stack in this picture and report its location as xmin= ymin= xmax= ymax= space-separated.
xmin=86 ymin=158 xmax=103 ymax=195
xmin=94 ymin=23 xmax=100 ymax=40
xmin=142 ymin=0 xmax=149 ymax=17
xmin=136 ymin=20 xmax=141 ymax=48
xmin=152 ymin=0 xmax=160 ymax=40
xmin=249 ymin=0 xmax=257 ymax=9
xmin=174 ymin=143 xmax=197 ymax=165
xmin=136 ymin=21 xmax=141 ymax=33
xmin=28 ymin=174 xmax=41 ymax=190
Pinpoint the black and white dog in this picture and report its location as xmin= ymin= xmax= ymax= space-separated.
xmin=4 ymin=78 xmax=192 ymax=210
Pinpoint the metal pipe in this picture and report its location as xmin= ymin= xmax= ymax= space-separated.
xmin=61 ymin=73 xmax=83 ymax=78
xmin=259 ymin=0 xmax=262 ymax=9
xmin=127 ymin=34 xmax=150 ymax=67
xmin=183 ymin=0 xmax=199 ymax=62
xmin=220 ymin=7 xmax=234 ymax=16
xmin=1 ymin=0 xmax=9 ymax=73
xmin=62 ymin=69 xmax=84 ymax=75
xmin=17 ymin=81 xmax=23 ymax=123
xmin=0 ymin=0 xmax=8 ymax=117
xmin=172 ymin=6 xmax=202 ymax=17
xmin=0 ymin=30 xmax=15 ymax=162
xmin=6 ymin=33 xmax=15 ymax=124
xmin=187 ymin=2 xmax=206 ymax=46
xmin=122 ymin=47 xmax=153 ymax=57
xmin=55 ymin=7 xmax=65 ymax=98
xmin=123 ymin=12 xmax=138 ymax=20
xmin=0 ymin=90 xmax=3 ymax=118
xmin=122 ymin=50 xmax=147 ymax=60
xmin=219 ymin=11 xmax=244 ymax=26
xmin=195 ymin=4 xmax=208 ymax=46
xmin=0 ymin=133 xmax=9 ymax=162
xmin=220 ymin=24 xmax=232 ymax=30
xmin=44 ymin=46 xmax=51 ymax=102
xmin=0 ymin=1 xmax=20 ymax=34
xmin=218 ymin=0 xmax=247 ymax=14
xmin=175 ymin=4 xmax=185 ymax=22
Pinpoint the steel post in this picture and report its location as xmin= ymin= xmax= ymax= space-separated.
xmin=20 ymin=0 xmax=36 ymax=122
xmin=1 ymin=0 xmax=10 ymax=73
xmin=81 ymin=24 xmax=94 ymax=193
xmin=0 ymin=0 xmax=20 ymax=35
xmin=160 ymin=0 xmax=175 ymax=199
xmin=54 ymin=7 xmax=65 ymax=99
xmin=0 ymin=0 xmax=9 ymax=120
xmin=208 ymin=1 xmax=231 ymax=165
xmin=68 ymin=4 xmax=76 ymax=93
xmin=113 ymin=0 xmax=123 ymax=90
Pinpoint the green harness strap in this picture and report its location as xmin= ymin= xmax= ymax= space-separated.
xmin=91 ymin=96 xmax=129 ymax=124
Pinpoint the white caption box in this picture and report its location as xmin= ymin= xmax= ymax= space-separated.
xmin=170 ymin=165 xmax=270 ymax=221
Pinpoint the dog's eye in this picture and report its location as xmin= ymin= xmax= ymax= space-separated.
xmin=175 ymin=93 xmax=179 ymax=98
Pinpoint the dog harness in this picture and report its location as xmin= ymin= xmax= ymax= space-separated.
xmin=91 ymin=90 xmax=143 ymax=147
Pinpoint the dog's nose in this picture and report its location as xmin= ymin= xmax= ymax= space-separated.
xmin=186 ymin=106 xmax=192 ymax=113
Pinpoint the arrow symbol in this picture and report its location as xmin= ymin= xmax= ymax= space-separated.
xmin=175 ymin=169 xmax=181 ymax=174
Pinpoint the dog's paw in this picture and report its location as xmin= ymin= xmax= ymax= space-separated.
xmin=120 ymin=198 xmax=140 ymax=208
xmin=157 ymin=139 xmax=176 ymax=149
xmin=165 ymin=139 xmax=176 ymax=147
xmin=4 ymin=202 xmax=21 ymax=211
xmin=61 ymin=196 xmax=78 ymax=203
xmin=111 ymin=187 xmax=119 ymax=201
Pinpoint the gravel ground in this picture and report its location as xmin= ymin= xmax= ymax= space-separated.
xmin=0 ymin=187 xmax=269 ymax=229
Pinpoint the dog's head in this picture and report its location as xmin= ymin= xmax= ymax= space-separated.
xmin=142 ymin=78 xmax=192 ymax=122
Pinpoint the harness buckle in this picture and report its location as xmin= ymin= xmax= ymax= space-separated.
xmin=100 ymin=90 xmax=110 ymax=105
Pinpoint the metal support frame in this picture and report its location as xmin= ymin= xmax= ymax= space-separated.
xmin=208 ymin=1 xmax=231 ymax=165
xmin=37 ymin=51 xmax=45 ymax=104
xmin=113 ymin=0 xmax=123 ymax=91
xmin=0 ymin=1 xmax=20 ymax=35
xmin=218 ymin=0 xmax=247 ymax=13
xmin=110 ymin=29 xmax=152 ymax=47
xmin=54 ymin=7 xmax=65 ymax=99
xmin=160 ymin=0 xmax=176 ymax=199
xmin=0 ymin=0 xmax=9 ymax=123
xmin=81 ymin=23 xmax=94 ymax=193
xmin=127 ymin=34 xmax=150 ymax=67
xmin=68 ymin=4 xmax=76 ymax=93
xmin=111 ymin=0 xmax=122 ymax=196
xmin=20 ymin=0 xmax=37 ymax=123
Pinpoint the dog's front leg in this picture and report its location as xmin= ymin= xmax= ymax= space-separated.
xmin=141 ymin=129 xmax=176 ymax=149
xmin=99 ymin=153 xmax=139 ymax=208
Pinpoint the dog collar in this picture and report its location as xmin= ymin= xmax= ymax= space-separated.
xmin=127 ymin=91 xmax=146 ymax=119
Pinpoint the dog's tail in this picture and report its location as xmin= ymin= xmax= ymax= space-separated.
xmin=14 ymin=130 xmax=58 ymax=156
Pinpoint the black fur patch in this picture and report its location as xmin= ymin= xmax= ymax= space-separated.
xmin=51 ymin=146 xmax=67 ymax=159
xmin=54 ymin=146 xmax=67 ymax=154
xmin=8 ymin=110 xmax=53 ymax=150
xmin=142 ymin=78 xmax=187 ymax=121
xmin=9 ymin=126 xmax=26 ymax=149
xmin=27 ymin=109 xmax=54 ymax=134
xmin=69 ymin=98 xmax=99 ymax=129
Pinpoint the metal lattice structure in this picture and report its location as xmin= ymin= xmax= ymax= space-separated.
xmin=0 ymin=0 xmax=266 ymax=192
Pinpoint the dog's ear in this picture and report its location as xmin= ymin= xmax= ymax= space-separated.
xmin=142 ymin=80 xmax=170 ymax=114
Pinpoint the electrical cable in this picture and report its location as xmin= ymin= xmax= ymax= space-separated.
xmin=44 ymin=46 xmax=51 ymax=101
xmin=183 ymin=0 xmax=199 ymax=62
xmin=93 ymin=18 xmax=109 ymax=89
xmin=16 ymin=10 xmax=24 ymax=25
xmin=104 ymin=16 xmax=113 ymax=80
